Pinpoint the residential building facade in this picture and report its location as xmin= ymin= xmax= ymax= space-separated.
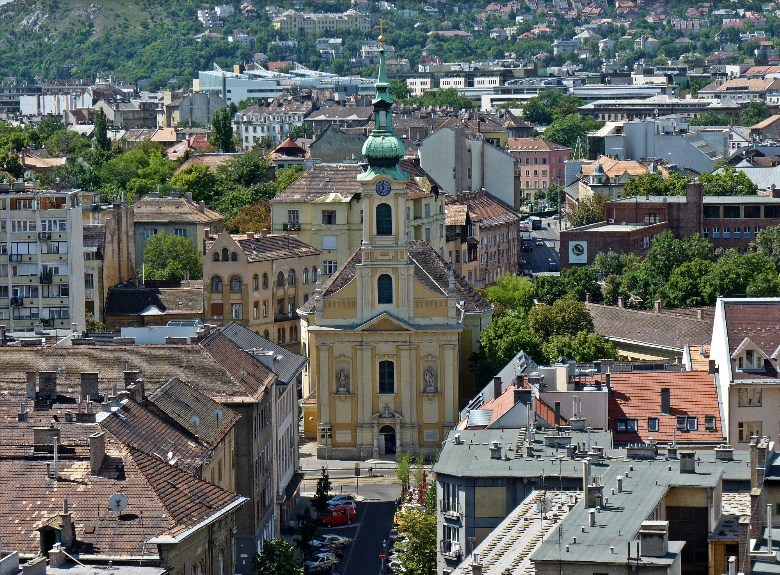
xmin=0 ymin=182 xmax=85 ymax=333
xmin=507 ymin=137 xmax=570 ymax=199
xmin=203 ymin=231 xmax=321 ymax=351
xmin=233 ymin=99 xmax=314 ymax=147
xmin=271 ymin=9 xmax=371 ymax=33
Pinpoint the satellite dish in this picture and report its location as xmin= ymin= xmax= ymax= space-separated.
xmin=167 ymin=451 xmax=174 ymax=462
xmin=108 ymin=493 xmax=128 ymax=512
xmin=213 ymin=409 xmax=223 ymax=422
xmin=190 ymin=415 xmax=201 ymax=427
xmin=240 ymin=370 xmax=248 ymax=378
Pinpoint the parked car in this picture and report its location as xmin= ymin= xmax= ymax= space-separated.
xmin=304 ymin=553 xmax=338 ymax=572
xmin=312 ymin=541 xmax=344 ymax=557
xmin=549 ymin=261 xmax=559 ymax=272
xmin=536 ymin=239 xmax=544 ymax=246
xmin=317 ymin=505 xmax=356 ymax=527
xmin=327 ymin=494 xmax=357 ymax=509
xmin=319 ymin=534 xmax=352 ymax=547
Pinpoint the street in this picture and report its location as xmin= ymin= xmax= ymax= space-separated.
xmin=522 ymin=215 xmax=561 ymax=275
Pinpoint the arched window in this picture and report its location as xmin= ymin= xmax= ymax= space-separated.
xmin=263 ymin=329 xmax=270 ymax=340
xmin=231 ymin=252 xmax=238 ymax=262
xmin=377 ymin=274 xmax=393 ymax=304
xmin=303 ymin=268 xmax=309 ymax=284
xmin=213 ymin=252 xmax=220 ymax=261
xmin=312 ymin=267 xmax=318 ymax=283
xmin=288 ymin=269 xmax=296 ymax=286
xmin=253 ymin=274 xmax=259 ymax=290
xmin=376 ymin=203 xmax=392 ymax=236
xmin=262 ymin=273 xmax=268 ymax=289
xmin=278 ymin=327 xmax=286 ymax=344
xmin=221 ymin=248 xmax=229 ymax=261
xmin=230 ymin=275 xmax=242 ymax=292
xmin=277 ymin=272 xmax=285 ymax=287
xmin=211 ymin=275 xmax=223 ymax=292
xmin=379 ymin=360 xmax=394 ymax=394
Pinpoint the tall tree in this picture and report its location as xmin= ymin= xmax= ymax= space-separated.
xmin=293 ymin=508 xmax=319 ymax=560
xmin=752 ymin=224 xmax=780 ymax=269
xmin=93 ymin=107 xmax=110 ymax=152
xmin=252 ymin=539 xmax=303 ymax=575
xmin=528 ymin=296 xmax=594 ymax=341
xmin=392 ymin=506 xmax=437 ymax=575
xmin=700 ymin=166 xmax=757 ymax=196
xmin=210 ymin=106 xmax=235 ymax=152
xmin=541 ymin=331 xmax=619 ymax=364
xmin=312 ymin=468 xmax=332 ymax=513
xmin=141 ymin=232 xmax=203 ymax=281
xmin=395 ymin=452 xmax=412 ymax=498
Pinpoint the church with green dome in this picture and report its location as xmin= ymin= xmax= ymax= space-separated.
xmin=297 ymin=38 xmax=494 ymax=459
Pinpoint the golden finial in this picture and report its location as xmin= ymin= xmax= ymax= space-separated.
xmin=375 ymin=18 xmax=388 ymax=47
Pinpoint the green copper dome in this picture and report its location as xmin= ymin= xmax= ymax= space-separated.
xmin=359 ymin=45 xmax=408 ymax=182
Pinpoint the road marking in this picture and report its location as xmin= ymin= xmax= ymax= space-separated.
xmin=338 ymin=505 xmax=364 ymax=575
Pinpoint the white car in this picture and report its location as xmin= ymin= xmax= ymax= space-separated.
xmin=304 ymin=553 xmax=338 ymax=572
xmin=327 ymin=495 xmax=357 ymax=509
xmin=320 ymin=534 xmax=352 ymax=546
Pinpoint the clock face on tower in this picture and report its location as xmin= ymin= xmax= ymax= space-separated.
xmin=376 ymin=180 xmax=391 ymax=196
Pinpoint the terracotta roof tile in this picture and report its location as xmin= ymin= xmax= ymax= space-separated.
xmin=605 ymin=371 xmax=722 ymax=444
xmin=147 ymin=377 xmax=240 ymax=448
xmin=451 ymin=191 xmax=521 ymax=229
xmin=508 ymin=137 xmax=569 ymax=151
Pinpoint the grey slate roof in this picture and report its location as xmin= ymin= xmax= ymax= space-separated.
xmin=219 ymin=322 xmax=308 ymax=385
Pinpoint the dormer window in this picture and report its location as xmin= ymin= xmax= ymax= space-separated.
xmin=733 ymin=338 xmax=768 ymax=371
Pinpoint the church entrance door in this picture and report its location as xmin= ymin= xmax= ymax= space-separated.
xmin=379 ymin=425 xmax=396 ymax=455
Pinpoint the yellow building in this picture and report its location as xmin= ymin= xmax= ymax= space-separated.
xmin=270 ymin=160 xmax=447 ymax=283
xmin=271 ymin=9 xmax=371 ymax=34
xmin=203 ymin=230 xmax=321 ymax=352
xmin=299 ymin=47 xmax=493 ymax=459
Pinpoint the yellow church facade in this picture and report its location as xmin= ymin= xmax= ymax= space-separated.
xmin=298 ymin=45 xmax=493 ymax=458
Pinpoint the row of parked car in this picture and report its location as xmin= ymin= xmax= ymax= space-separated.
xmin=303 ymin=534 xmax=353 ymax=573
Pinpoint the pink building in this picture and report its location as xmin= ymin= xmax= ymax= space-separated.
xmin=508 ymin=137 xmax=570 ymax=195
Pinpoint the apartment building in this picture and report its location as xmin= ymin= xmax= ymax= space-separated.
xmin=0 ymin=182 xmax=85 ymax=333
xmin=448 ymin=190 xmax=522 ymax=286
xmin=508 ymin=137 xmax=570 ymax=197
xmin=233 ymin=99 xmax=314 ymax=147
xmin=203 ymin=230 xmax=320 ymax=352
xmin=271 ymin=9 xmax=371 ymax=33
xmin=133 ymin=192 xmax=224 ymax=269
xmin=270 ymin=161 xmax=447 ymax=279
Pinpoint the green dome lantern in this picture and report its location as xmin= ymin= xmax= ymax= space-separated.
xmin=359 ymin=30 xmax=408 ymax=183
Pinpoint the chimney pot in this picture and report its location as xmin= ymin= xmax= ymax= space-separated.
xmin=246 ymin=231 xmax=255 ymax=239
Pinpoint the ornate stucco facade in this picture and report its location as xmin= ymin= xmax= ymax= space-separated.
xmin=298 ymin=47 xmax=493 ymax=459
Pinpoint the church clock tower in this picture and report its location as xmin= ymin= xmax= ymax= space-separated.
xmin=354 ymin=39 xmax=413 ymax=322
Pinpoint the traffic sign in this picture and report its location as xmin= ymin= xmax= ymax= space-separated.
xmin=379 ymin=553 xmax=386 ymax=560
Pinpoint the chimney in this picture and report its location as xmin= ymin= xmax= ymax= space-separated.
xmin=489 ymin=440 xmax=502 ymax=460
xmin=59 ymin=499 xmax=74 ymax=546
xmin=617 ymin=296 xmax=625 ymax=308
xmin=18 ymin=401 xmax=28 ymax=422
xmin=585 ymin=292 xmax=591 ymax=303
xmin=33 ymin=426 xmax=61 ymax=452
xmin=54 ymin=178 xmax=61 ymax=193
xmin=80 ymin=373 xmax=99 ymax=400
xmin=716 ymin=445 xmax=734 ymax=461
xmin=680 ymin=450 xmax=696 ymax=473
xmin=589 ymin=509 xmax=596 ymax=527
xmin=123 ymin=370 xmax=140 ymax=388
xmin=26 ymin=371 xmax=36 ymax=399
xmin=660 ymin=388 xmax=671 ymax=415
xmin=654 ymin=300 xmax=664 ymax=313
xmin=738 ymin=516 xmax=752 ymax=575
xmin=617 ymin=475 xmax=623 ymax=493
xmin=751 ymin=437 xmax=759 ymax=488
xmin=260 ymin=229 xmax=269 ymax=238
xmin=38 ymin=371 xmax=57 ymax=400
xmin=583 ymin=458 xmax=591 ymax=507
xmin=246 ymin=231 xmax=255 ymax=239
xmin=186 ymin=192 xmax=193 ymax=203
xmin=127 ymin=380 xmax=145 ymax=403
xmin=493 ymin=376 xmax=502 ymax=399
xmin=198 ymin=200 xmax=206 ymax=213
xmin=639 ymin=521 xmax=669 ymax=557
xmin=90 ymin=431 xmax=105 ymax=476
xmin=471 ymin=553 xmax=482 ymax=575
xmin=728 ymin=555 xmax=736 ymax=575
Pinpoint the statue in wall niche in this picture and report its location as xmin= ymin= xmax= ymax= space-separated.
xmin=382 ymin=403 xmax=392 ymax=417
xmin=424 ymin=366 xmax=437 ymax=392
xmin=336 ymin=368 xmax=349 ymax=393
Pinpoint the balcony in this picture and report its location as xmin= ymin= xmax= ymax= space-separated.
xmin=440 ymin=502 xmax=462 ymax=520
xmin=38 ymin=232 xmax=51 ymax=241
xmin=39 ymin=270 xmax=53 ymax=285
xmin=10 ymin=297 xmax=23 ymax=306
xmin=283 ymin=222 xmax=300 ymax=231
xmin=9 ymin=254 xmax=22 ymax=262
xmin=274 ymin=312 xmax=299 ymax=322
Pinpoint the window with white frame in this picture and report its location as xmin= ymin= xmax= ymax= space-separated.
xmin=323 ymin=261 xmax=338 ymax=274
xmin=738 ymin=387 xmax=762 ymax=406
xmin=231 ymin=303 xmax=243 ymax=320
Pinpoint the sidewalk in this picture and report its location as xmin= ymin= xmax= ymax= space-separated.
xmin=299 ymin=440 xmax=398 ymax=473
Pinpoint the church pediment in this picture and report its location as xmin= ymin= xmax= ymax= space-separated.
xmin=356 ymin=312 xmax=415 ymax=332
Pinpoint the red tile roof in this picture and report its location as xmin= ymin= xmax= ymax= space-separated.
xmin=607 ymin=371 xmax=722 ymax=444
xmin=724 ymin=301 xmax=780 ymax=381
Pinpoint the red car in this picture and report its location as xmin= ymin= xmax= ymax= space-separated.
xmin=317 ymin=505 xmax=356 ymax=527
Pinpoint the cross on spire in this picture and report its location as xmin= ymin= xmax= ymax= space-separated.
xmin=375 ymin=18 xmax=388 ymax=47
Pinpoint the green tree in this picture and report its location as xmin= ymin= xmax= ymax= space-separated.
xmin=592 ymin=251 xmax=624 ymax=278
xmin=390 ymin=79 xmax=411 ymax=100
xmin=141 ymin=232 xmax=203 ymax=280
xmin=170 ymin=164 xmax=219 ymax=204
xmin=470 ymin=313 xmax=542 ymax=387
xmin=253 ymin=136 xmax=275 ymax=152
xmin=226 ymin=201 xmax=271 ymax=234
xmin=93 ymin=107 xmax=110 ymax=152
xmin=620 ymin=171 xmax=688 ymax=198
xmin=534 ymin=274 xmax=568 ymax=305
xmin=44 ymin=130 xmax=92 ymax=157
xmin=294 ymin=508 xmax=319 ymax=559
xmin=545 ymin=184 xmax=563 ymax=209
xmin=412 ymin=453 xmax=426 ymax=488
xmin=544 ymin=114 xmax=602 ymax=155
xmin=252 ymin=539 xmax=303 ymax=575
xmin=561 ymin=267 xmax=602 ymax=303
xmin=658 ymin=259 xmax=714 ymax=308
xmin=288 ymin=124 xmax=314 ymax=139
xmin=705 ymin=251 xmax=780 ymax=299
xmin=409 ymin=87 xmax=477 ymax=109
xmin=701 ymin=166 xmax=757 ymax=196
xmin=483 ymin=274 xmax=535 ymax=313
xmin=688 ymin=111 xmax=731 ymax=126
xmin=541 ymin=331 xmax=619 ymax=364
xmin=85 ymin=312 xmax=105 ymax=333
xmin=38 ymin=117 xmax=65 ymax=136
xmin=312 ymin=468 xmax=332 ymax=513
xmin=395 ymin=451 xmax=412 ymax=498
xmin=752 ymin=224 xmax=780 ymax=269
xmin=521 ymin=89 xmax=584 ymax=125
xmin=528 ymin=296 xmax=595 ymax=341
xmin=210 ymin=106 xmax=236 ymax=152
xmin=570 ymin=193 xmax=608 ymax=227
xmin=739 ymin=101 xmax=773 ymax=127
xmin=0 ymin=152 xmax=23 ymax=179
xmin=392 ymin=507 xmax=436 ymax=575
